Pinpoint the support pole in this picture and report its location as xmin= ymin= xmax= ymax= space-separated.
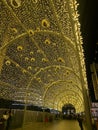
xmin=83 ymin=88 xmax=92 ymax=130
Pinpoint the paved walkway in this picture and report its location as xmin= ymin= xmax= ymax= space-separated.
xmin=12 ymin=120 xmax=87 ymax=130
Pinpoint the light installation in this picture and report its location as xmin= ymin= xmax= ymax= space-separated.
xmin=0 ymin=0 xmax=88 ymax=113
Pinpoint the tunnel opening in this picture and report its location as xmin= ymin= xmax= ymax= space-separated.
xmin=62 ymin=103 xmax=76 ymax=119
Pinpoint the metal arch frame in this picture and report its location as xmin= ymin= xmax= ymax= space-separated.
xmin=1 ymin=0 xmax=86 ymax=85
xmin=33 ymin=65 xmax=82 ymax=87
xmin=0 ymin=1 xmax=92 ymax=129
xmin=44 ymin=83 xmax=83 ymax=102
xmin=42 ymin=80 xmax=84 ymax=112
xmin=66 ymin=1 xmax=92 ymax=129
xmin=43 ymin=79 xmax=83 ymax=98
xmin=0 ymin=29 xmax=76 ymax=52
xmin=55 ymin=93 xmax=84 ymax=112
xmin=13 ymin=65 xmax=82 ymax=105
xmin=44 ymin=89 xmax=83 ymax=112
xmin=1 ymin=0 xmax=78 ymax=66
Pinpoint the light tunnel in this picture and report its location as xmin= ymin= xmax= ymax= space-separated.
xmin=0 ymin=0 xmax=89 ymax=116
xmin=43 ymin=80 xmax=84 ymax=112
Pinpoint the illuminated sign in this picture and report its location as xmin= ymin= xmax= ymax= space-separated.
xmin=91 ymin=103 xmax=98 ymax=117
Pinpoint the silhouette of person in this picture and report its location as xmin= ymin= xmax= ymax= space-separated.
xmin=0 ymin=111 xmax=9 ymax=130
xmin=77 ymin=115 xmax=83 ymax=130
xmin=6 ymin=110 xmax=13 ymax=130
xmin=0 ymin=117 xmax=5 ymax=130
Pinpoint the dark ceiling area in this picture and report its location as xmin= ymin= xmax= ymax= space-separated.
xmin=77 ymin=0 xmax=98 ymax=101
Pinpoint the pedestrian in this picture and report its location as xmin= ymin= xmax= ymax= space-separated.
xmin=6 ymin=110 xmax=13 ymax=130
xmin=0 ymin=111 xmax=9 ymax=130
xmin=77 ymin=115 xmax=83 ymax=130
xmin=0 ymin=117 xmax=5 ymax=130
xmin=45 ymin=116 xmax=48 ymax=123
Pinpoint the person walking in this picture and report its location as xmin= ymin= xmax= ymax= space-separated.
xmin=77 ymin=115 xmax=84 ymax=130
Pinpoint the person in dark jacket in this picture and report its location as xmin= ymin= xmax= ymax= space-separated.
xmin=6 ymin=110 xmax=13 ymax=130
xmin=0 ymin=117 xmax=5 ymax=130
xmin=0 ymin=111 xmax=9 ymax=130
xmin=77 ymin=115 xmax=84 ymax=130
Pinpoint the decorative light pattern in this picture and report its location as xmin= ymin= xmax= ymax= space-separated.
xmin=0 ymin=0 xmax=88 ymax=113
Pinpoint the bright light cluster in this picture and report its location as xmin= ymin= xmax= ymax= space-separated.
xmin=0 ymin=0 xmax=88 ymax=113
